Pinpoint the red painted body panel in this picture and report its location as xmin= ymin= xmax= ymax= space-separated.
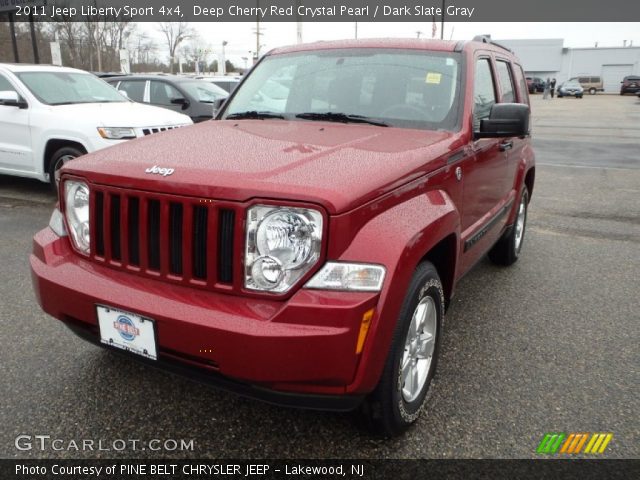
xmin=31 ymin=39 xmax=535 ymax=405
xmin=31 ymin=228 xmax=378 ymax=392
xmin=62 ymin=121 xmax=454 ymax=215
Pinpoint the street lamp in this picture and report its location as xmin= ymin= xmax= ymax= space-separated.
xmin=221 ymin=40 xmax=228 ymax=75
xmin=441 ymin=0 xmax=445 ymax=40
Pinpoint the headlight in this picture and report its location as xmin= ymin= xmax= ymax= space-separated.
xmin=64 ymin=180 xmax=90 ymax=254
xmin=245 ymin=205 xmax=323 ymax=293
xmin=305 ymin=262 xmax=386 ymax=292
xmin=97 ymin=127 xmax=136 ymax=140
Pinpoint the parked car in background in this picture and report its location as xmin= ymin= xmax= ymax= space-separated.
xmin=620 ymin=75 xmax=640 ymax=95
xmin=526 ymin=76 xmax=544 ymax=93
xmin=557 ymin=81 xmax=584 ymax=98
xmin=525 ymin=77 xmax=534 ymax=93
xmin=0 ymin=64 xmax=192 ymax=190
xmin=105 ymin=74 xmax=228 ymax=123
xmin=569 ymin=76 xmax=603 ymax=95
xmin=197 ymin=75 xmax=242 ymax=93
xmin=31 ymin=37 xmax=535 ymax=436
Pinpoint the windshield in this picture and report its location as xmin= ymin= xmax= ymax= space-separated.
xmin=181 ymin=81 xmax=228 ymax=103
xmin=16 ymin=71 xmax=127 ymax=105
xmin=223 ymin=49 xmax=462 ymax=130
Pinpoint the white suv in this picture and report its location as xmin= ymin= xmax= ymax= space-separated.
xmin=0 ymin=64 xmax=192 ymax=189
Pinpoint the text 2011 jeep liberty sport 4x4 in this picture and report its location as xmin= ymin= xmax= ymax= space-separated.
xmin=31 ymin=37 xmax=535 ymax=436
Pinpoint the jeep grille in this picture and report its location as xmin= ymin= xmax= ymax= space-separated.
xmin=89 ymin=187 xmax=237 ymax=289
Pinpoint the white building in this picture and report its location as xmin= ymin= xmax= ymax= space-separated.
xmin=498 ymin=38 xmax=640 ymax=92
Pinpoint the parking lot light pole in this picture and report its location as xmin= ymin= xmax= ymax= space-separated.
xmin=441 ymin=0 xmax=446 ymax=40
xmin=221 ymin=41 xmax=228 ymax=75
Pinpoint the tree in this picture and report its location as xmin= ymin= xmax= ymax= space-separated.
xmin=157 ymin=22 xmax=194 ymax=73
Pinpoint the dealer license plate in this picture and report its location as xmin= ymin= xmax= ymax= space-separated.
xmin=97 ymin=305 xmax=158 ymax=360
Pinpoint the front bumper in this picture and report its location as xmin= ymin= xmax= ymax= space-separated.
xmin=30 ymin=228 xmax=379 ymax=409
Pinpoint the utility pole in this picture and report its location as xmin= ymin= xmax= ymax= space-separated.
xmin=255 ymin=0 xmax=261 ymax=60
xmin=355 ymin=22 xmax=358 ymax=39
xmin=440 ymin=0 xmax=446 ymax=40
xmin=296 ymin=0 xmax=303 ymax=44
xmin=221 ymin=41 xmax=228 ymax=75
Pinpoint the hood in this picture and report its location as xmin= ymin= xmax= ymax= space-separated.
xmin=63 ymin=120 xmax=460 ymax=214
xmin=50 ymin=102 xmax=192 ymax=127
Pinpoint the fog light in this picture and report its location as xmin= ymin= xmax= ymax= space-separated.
xmin=250 ymin=256 xmax=284 ymax=290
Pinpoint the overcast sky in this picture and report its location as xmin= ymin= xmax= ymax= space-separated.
xmin=142 ymin=22 xmax=640 ymax=66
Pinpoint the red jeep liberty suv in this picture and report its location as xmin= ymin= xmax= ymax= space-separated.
xmin=31 ymin=37 xmax=535 ymax=436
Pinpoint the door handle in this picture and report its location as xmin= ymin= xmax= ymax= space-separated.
xmin=499 ymin=141 xmax=513 ymax=152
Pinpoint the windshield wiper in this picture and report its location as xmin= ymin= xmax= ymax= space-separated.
xmin=295 ymin=112 xmax=388 ymax=127
xmin=226 ymin=111 xmax=285 ymax=120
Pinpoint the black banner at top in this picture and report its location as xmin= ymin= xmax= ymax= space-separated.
xmin=1 ymin=0 xmax=640 ymax=22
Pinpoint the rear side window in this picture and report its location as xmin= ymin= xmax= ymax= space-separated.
xmin=473 ymin=58 xmax=496 ymax=131
xmin=149 ymin=81 xmax=183 ymax=106
xmin=215 ymin=81 xmax=233 ymax=93
xmin=495 ymin=60 xmax=515 ymax=103
xmin=118 ymin=80 xmax=145 ymax=102
xmin=513 ymin=64 xmax=530 ymax=105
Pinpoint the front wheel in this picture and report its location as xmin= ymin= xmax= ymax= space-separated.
xmin=48 ymin=146 xmax=86 ymax=194
xmin=488 ymin=187 xmax=529 ymax=266
xmin=361 ymin=262 xmax=444 ymax=436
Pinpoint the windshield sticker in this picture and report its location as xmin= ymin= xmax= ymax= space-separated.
xmin=426 ymin=72 xmax=442 ymax=84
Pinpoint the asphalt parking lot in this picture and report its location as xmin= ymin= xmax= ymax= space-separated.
xmin=1 ymin=95 xmax=638 ymax=459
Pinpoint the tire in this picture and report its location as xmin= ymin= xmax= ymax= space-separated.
xmin=488 ymin=187 xmax=529 ymax=266
xmin=48 ymin=146 xmax=85 ymax=194
xmin=589 ymin=88 xmax=596 ymax=95
xmin=361 ymin=262 xmax=444 ymax=437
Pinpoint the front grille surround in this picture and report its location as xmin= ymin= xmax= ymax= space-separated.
xmin=89 ymin=186 xmax=239 ymax=291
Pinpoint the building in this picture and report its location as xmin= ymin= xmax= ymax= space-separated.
xmin=498 ymin=38 xmax=640 ymax=93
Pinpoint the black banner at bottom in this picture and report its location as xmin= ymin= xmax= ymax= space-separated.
xmin=2 ymin=459 xmax=639 ymax=480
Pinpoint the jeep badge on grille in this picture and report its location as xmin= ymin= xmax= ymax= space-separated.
xmin=145 ymin=166 xmax=175 ymax=177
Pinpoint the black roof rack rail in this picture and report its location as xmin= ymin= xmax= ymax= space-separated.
xmin=472 ymin=35 xmax=513 ymax=53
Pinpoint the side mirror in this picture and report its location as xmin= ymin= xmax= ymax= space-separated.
xmin=118 ymin=90 xmax=129 ymax=99
xmin=476 ymin=103 xmax=529 ymax=139
xmin=212 ymin=97 xmax=226 ymax=117
xmin=0 ymin=90 xmax=27 ymax=109
xmin=170 ymin=97 xmax=189 ymax=109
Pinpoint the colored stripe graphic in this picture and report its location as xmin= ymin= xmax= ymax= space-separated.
xmin=537 ymin=433 xmax=566 ymax=454
xmin=540 ymin=433 xmax=613 ymax=455
xmin=584 ymin=433 xmax=613 ymax=454
xmin=560 ymin=433 xmax=589 ymax=454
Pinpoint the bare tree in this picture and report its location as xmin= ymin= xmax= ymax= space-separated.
xmin=157 ymin=22 xmax=194 ymax=73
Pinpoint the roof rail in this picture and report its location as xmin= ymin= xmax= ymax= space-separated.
xmin=472 ymin=35 xmax=512 ymax=53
